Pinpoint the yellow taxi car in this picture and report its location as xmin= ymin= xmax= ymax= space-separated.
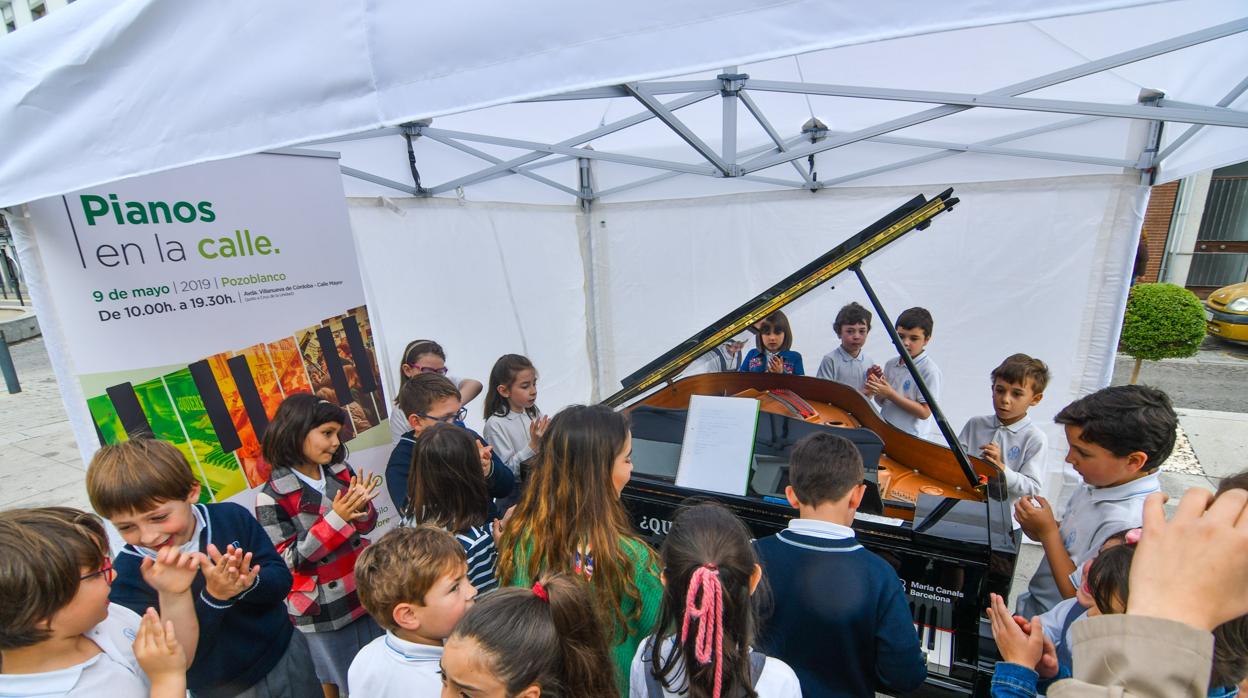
xmin=1205 ymin=281 xmax=1248 ymax=344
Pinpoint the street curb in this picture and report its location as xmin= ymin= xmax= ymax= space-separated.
xmin=0 ymin=307 xmax=39 ymax=343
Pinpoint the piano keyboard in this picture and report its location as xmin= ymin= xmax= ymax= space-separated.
xmin=911 ymin=597 xmax=955 ymax=675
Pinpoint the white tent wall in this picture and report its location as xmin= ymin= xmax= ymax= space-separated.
xmin=347 ymin=197 xmax=591 ymax=434
xmin=587 ymin=175 xmax=1147 ymax=504
xmin=343 ymin=174 xmax=1145 ymax=505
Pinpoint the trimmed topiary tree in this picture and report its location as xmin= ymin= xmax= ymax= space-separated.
xmin=1119 ymin=282 xmax=1206 ymax=384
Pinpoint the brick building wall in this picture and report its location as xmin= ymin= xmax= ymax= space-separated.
xmin=1138 ymin=181 xmax=1178 ymax=283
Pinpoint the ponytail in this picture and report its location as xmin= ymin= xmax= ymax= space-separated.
xmin=448 ymin=573 xmax=617 ymax=697
xmin=682 ymin=565 xmax=727 ymax=698
xmin=650 ymin=502 xmax=761 ymax=698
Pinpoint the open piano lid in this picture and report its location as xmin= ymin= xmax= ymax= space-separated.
xmin=601 ymin=187 xmax=985 ymax=492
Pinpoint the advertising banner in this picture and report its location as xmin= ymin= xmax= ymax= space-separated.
xmin=21 ymin=152 xmax=398 ymax=527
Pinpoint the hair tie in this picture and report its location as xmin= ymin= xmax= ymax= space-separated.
xmin=531 ymin=581 xmax=549 ymax=602
xmin=681 ymin=565 xmax=725 ymax=698
xmin=1124 ymin=528 xmax=1142 ymax=545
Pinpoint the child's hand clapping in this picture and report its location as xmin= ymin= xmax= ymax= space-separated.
xmin=528 ymin=415 xmax=550 ymax=451
xmin=331 ymin=475 xmax=380 ymax=522
xmin=987 ymin=593 xmax=1057 ymax=674
xmin=476 ymin=440 xmax=495 ymax=476
xmin=140 ymin=546 xmax=200 ymax=595
xmin=134 ymin=607 xmax=188 ymax=698
xmin=200 ymin=544 xmax=259 ymax=601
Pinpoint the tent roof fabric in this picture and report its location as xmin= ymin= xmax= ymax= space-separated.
xmin=1 ymin=0 xmax=1246 ymax=207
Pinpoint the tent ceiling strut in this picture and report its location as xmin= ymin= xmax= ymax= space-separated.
xmin=343 ymin=16 xmax=1248 ymax=201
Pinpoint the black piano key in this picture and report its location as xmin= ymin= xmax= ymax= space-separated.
xmin=227 ymin=355 xmax=270 ymax=442
xmin=106 ymin=382 xmax=152 ymax=438
xmin=341 ymin=316 xmax=377 ymax=393
xmin=927 ymin=606 xmax=938 ymax=650
xmin=188 ymin=359 xmax=243 ymax=453
xmin=316 ymin=326 xmax=353 ymax=405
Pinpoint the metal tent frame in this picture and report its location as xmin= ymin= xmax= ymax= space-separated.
xmin=309 ymin=16 xmax=1248 ymax=205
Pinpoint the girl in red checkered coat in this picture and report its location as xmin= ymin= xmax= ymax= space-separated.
xmin=256 ymin=393 xmax=383 ymax=698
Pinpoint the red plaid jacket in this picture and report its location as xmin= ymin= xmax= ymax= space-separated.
xmin=254 ymin=462 xmax=377 ymax=632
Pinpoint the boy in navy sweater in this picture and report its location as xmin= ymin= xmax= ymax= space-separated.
xmin=87 ymin=438 xmax=320 ymax=698
xmin=755 ymin=433 xmax=926 ymax=698
xmin=385 ymin=373 xmax=514 ymax=517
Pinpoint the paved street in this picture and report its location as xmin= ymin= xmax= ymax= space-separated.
xmin=1112 ymin=336 xmax=1248 ymax=412
xmin=0 ymin=335 xmax=91 ymax=511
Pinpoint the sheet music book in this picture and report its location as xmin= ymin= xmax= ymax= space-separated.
xmin=675 ymin=395 xmax=760 ymax=496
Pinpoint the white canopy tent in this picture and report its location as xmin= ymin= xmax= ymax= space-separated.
xmin=3 ymin=0 xmax=1247 ymax=499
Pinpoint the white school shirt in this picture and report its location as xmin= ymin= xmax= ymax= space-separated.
xmin=387 ymin=374 xmax=466 ymax=440
xmin=629 ymin=636 xmax=803 ymax=698
xmin=1038 ymin=595 xmax=1084 ymax=648
xmin=0 ymin=604 xmax=148 ymax=698
xmin=877 ymin=351 xmax=942 ymax=438
xmin=816 ymin=345 xmax=875 ymax=394
xmin=347 ymin=631 xmax=443 ymax=698
xmin=290 ymin=467 xmax=328 ymax=495
xmin=1015 ymin=472 xmax=1160 ymax=618
xmin=957 ymin=414 xmax=1047 ymax=500
xmin=482 ymin=406 xmax=544 ymax=474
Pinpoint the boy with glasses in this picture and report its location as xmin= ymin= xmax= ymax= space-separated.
xmin=385 ymin=373 xmax=515 ymax=517
xmin=0 ymin=507 xmax=191 ymax=697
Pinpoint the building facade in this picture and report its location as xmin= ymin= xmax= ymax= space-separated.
xmin=1 ymin=0 xmax=71 ymax=34
xmin=1139 ymin=162 xmax=1248 ymax=298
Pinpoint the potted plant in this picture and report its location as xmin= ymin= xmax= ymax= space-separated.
xmin=1119 ymin=283 xmax=1206 ymax=384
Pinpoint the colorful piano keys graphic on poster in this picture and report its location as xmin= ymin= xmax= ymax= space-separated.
xmin=82 ymin=306 xmax=386 ymax=503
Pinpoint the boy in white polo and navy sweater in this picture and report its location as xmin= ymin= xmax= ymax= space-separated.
xmin=87 ymin=437 xmax=320 ymax=698
xmin=754 ymin=433 xmax=926 ymax=698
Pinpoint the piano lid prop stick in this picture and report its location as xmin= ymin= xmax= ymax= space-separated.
xmin=850 ymin=263 xmax=981 ymax=492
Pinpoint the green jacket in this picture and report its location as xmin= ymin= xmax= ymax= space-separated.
xmin=507 ymin=535 xmax=663 ymax=696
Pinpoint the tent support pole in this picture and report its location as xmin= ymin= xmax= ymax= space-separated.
xmin=1157 ymin=76 xmax=1248 ymax=163
xmin=720 ymin=69 xmax=743 ymax=171
xmin=423 ymin=132 xmax=582 ymax=198
xmin=624 ymin=84 xmax=731 ymax=175
xmin=579 ymin=158 xmax=604 ymax=402
xmin=738 ymin=90 xmax=815 ymax=188
xmin=424 ymin=92 xmax=716 ymax=194
xmin=1135 ymin=90 xmax=1166 ymax=186
xmin=737 ymin=17 xmax=1248 ymax=174
xmin=816 ymin=116 xmax=1100 ymax=187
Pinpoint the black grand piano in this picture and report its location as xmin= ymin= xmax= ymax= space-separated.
xmin=603 ymin=189 xmax=1019 ymax=697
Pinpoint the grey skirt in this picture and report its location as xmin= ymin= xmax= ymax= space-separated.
xmin=303 ymin=614 xmax=383 ymax=693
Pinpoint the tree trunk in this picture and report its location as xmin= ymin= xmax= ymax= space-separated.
xmin=1129 ymin=357 xmax=1142 ymax=385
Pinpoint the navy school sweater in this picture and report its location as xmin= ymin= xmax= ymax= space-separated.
xmin=109 ymin=502 xmax=294 ymax=695
xmin=754 ymin=527 xmax=927 ymax=698
xmin=385 ymin=425 xmax=515 ymax=519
